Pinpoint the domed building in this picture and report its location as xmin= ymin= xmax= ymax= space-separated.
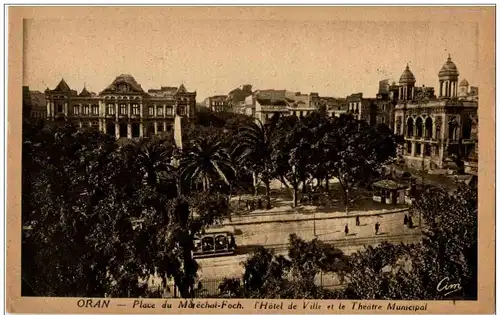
xmin=393 ymin=55 xmax=478 ymax=175
xmin=45 ymin=75 xmax=197 ymax=139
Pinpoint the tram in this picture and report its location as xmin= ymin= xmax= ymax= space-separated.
xmin=193 ymin=226 xmax=236 ymax=258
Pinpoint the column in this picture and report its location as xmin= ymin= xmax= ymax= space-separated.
xmin=154 ymin=121 xmax=158 ymax=135
xmin=99 ymin=120 xmax=103 ymax=132
xmin=411 ymin=142 xmax=416 ymax=157
xmin=115 ymin=122 xmax=120 ymax=139
xmin=439 ymin=143 xmax=445 ymax=165
xmin=163 ymin=121 xmax=167 ymax=132
xmin=163 ymin=104 xmax=167 ymax=118
xmin=139 ymin=121 xmax=144 ymax=137
xmin=127 ymin=123 xmax=132 ymax=139
xmin=140 ymin=103 xmax=143 ymax=118
xmin=439 ymin=82 xmax=442 ymax=97
xmin=127 ymin=103 xmax=131 ymax=117
xmin=420 ymin=144 xmax=424 ymax=157
xmin=64 ymin=102 xmax=68 ymax=116
xmin=115 ymin=103 xmax=118 ymax=120
xmin=103 ymin=120 xmax=107 ymax=134
xmin=47 ymin=100 xmax=51 ymax=119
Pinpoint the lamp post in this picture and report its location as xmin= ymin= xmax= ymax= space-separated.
xmin=313 ymin=209 xmax=317 ymax=237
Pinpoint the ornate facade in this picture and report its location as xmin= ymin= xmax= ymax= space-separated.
xmin=393 ymin=56 xmax=478 ymax=173
xmin=45 ymin=74 xmax=196 ymax=139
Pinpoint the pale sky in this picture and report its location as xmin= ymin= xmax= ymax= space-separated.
xmin=23 ymin=12 xmax=479 ymax=101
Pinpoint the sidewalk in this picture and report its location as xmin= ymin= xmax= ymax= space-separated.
xmin=224 ymin=206 xmax=409 ymax=226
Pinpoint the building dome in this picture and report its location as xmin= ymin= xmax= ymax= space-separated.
xmin=439 ymin=55 xmax=459 ymax=78
xmin=399 ymin=65 xmax=416 ymax=84
xmin=459 ymin=79 xmax=469 ymax=87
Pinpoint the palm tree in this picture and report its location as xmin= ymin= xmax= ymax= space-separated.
xmin=180 ymin=134 xmax=236 ymax=192
xmin=235 ymin=119 xmax=275 ymax=208
xmin=124 ymin=136 xmax=176 ymax=189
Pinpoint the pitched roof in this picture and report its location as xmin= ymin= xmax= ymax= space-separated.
xmin=79 ymin=87 xmax=92 ymax=97
xmin=53 ymin=79 xmax=72 ymax=92
xmin=176 ymin=84 xmax=187 ymax=94
xmin=101 ymin=74 xmax=144 ymax=94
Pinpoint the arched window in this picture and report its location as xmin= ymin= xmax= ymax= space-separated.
xmin=448 ymin=122 xmax=458 ymax=140
xmin=425 ymin=117 xmax=433 ymax=138
xmin=415 ymin=117 xmax=423 ymax=138
xmin=406 ymin=118 xmax=414 ymax=137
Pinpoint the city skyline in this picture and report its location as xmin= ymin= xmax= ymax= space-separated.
xmin=23 ymin=10 xmax=479 ymax=101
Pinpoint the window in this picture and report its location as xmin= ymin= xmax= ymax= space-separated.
xmin=107 ymin=104 xmax=115 ymax=115
xmin=83 ymin=105 xmax=90 ymax=115
xmin=424 ymin=144 xmax=431 ymax=156
xmin=178 ymin=106 xmax=186 ymax=116
xmin=148 ymin=106 xmax=154 ymax=116
xmin=157 ymin=123 xmax=164 ymax=133
xmin=157 ymin=106 xmax=163 ymax=116
xmin=73 ymin=105 xmax=80 ymax=115
xmin=166 ymin=107 xmax=173 ymax=116
xmin=57 ymin=104 xmax=63 ymax=113
xmin=406 ymin=141 xmax=412 ymax=154
xmin=92 ymin=105 xmax=99 ymax=116
xmin=132 ymin=104 xmax=139 ymax=115
xmin=120 ymin=104 xmax=127 ymax=115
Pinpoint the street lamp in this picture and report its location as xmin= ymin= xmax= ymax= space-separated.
xmin=313 ymin=209 xmax=317 ymax=237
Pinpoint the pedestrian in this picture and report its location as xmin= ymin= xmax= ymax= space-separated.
xmin=246 ymin=200 xmax=250 ymax=211
xmin=408 ymin=216 xmax=414 ymax=228
xmin=355 ymin=215 xmax=360 ymax=226
xmin=404 ymin=214 xmax=408 ymax=226
xmin=344 ymin=224 xmax=349 ymax=236
xmin=258 ymin=198 xmax=263 ymax=209
xmin=230 ymin=235 xmax=237 ymax=250
xmin=375 ymin=222 xmax=380 ymax=235
xmin=250 ymin=200 xmax=255 ymax=211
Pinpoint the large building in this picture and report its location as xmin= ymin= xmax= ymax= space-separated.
xmin=45 ymin=74 xmax=196 ymax=139
xmin=393 ymin=55 xmax=478 ymax=173
xmin=202 ymin=95 xmax=231 ymax=113
xmin=235 ymin=89 xmax=345 ymax=124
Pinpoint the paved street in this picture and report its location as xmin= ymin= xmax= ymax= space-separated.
xmin=197 ymin=210 xmax=421 ymax=280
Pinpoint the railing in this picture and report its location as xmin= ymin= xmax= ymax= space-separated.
xmin=145 ymin=273 xmax=345 ymax=298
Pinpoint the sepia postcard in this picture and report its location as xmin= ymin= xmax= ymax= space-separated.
xmin=6 ymin=5 xmax=496 ymax=314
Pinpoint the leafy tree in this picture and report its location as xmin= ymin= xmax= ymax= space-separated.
xmin=301 ymin=112 xmax=335 ymax=191
xmin=22 ymin=121 xmax=147 ymax=297
xmin=235 ymin=120 xmax=276 ymax=206
xmin=22 ymin=119 xmax=233 ymax=298
xmin=343 ymin=183 xmax=477 ymax=300
xmin=272 ymin=116 xmax=312 ymax=207
xmin=326 ymin=115 xmax=399 ymax=210
xmin=234 ymin=234 xmax=347 ymax=299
